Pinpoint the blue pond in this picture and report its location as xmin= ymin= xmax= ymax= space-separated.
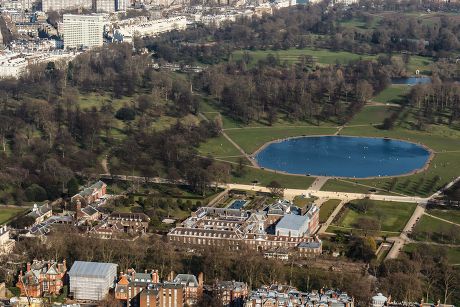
xmin=391 ymin=76 xmax=431 ymax=85
xmin=255 ymin=136 xmax=430 ymax=178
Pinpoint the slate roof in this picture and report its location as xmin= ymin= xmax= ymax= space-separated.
xmin=27 ymin=203 xmax=52 ymax=219
xmin=173 ymin=274 xmax=198 ymax=287
xmin=21 ymin=260 xmax=66 ymax=286
xmin=276 ymin=214 xmax=309 ymax=231
xmin=298 ymin=241 xmax=321 ymax=249
xmin=76 ymin=181 xmax=106 ymax=198
xmin=109 ymin=212 xmax=150 ymax=222
xmin=68 ymin=261 xmax=117 ymax=279
xmin=81 ymin=206 xmax=99 ymax=216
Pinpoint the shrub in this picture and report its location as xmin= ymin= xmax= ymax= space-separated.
xmin=25 ymin=184 xmax=48 ymax=202
xmin=115 ymin=107 xmax=136 ymax=120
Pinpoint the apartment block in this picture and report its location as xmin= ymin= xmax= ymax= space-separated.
xmin=42 ymin=0 xmax=92 ymax=12
xmin=63 ymin=14 xmax=104 ymax=49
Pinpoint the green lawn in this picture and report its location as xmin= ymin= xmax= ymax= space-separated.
xmin=225 ymin=127 xmax=338 ymax=154
xmin=372 ymin=85 xmax=410 ymax=104
xmin=230 ymin=166 xmax=315 ymax=189
xmin=334 ymin=200 xmax=417 ymax=233
xmin=427 ymin=209 xmax=460 ymax=225
xmin=340 ymin=16 xmax=382 ymax=30
xmin=319 ymin=199 xmax=341 ymax=223
xmin=78 ymin=92 xmax=132 ymax=111
xmin=348 ymin=105 xmax=398 ymax=125
xmin=232 ymin=48 xmax=434 ymax=74
xmin=198 ymin=135 xmax=241 ymax=157
xmin=342 ymin=123 xmax=460 ymax=152
xmin=321 ymin=179 xmax=395 ymax=195
xmin=232 ymin=48 xmax=376 ymax=66
xmin=404 ymin=55 xmax=435 ymax=75
xmin=0 ymin=207 xmax=28 ymax=225
xmin=412 ymin=215 xmax=460 ymax=244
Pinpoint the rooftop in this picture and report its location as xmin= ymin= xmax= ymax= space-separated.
xmin=68 ymin=261 xmax=117 ymax=279
xmin=276 ymin=214 xmax=309 ymax=231
xmin=173 ymin=274 xmax=199 ymax=287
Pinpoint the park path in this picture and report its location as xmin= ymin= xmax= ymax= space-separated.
xmin=101 ymin=156 xmax=109 ymax=175
xmin=366 ymin=101 xmax=401 ymax=107
xmin=220 ymin=131 xmax=258 ymax=167
xmin=386 ymin=204 xmax=426 ymax=260
xmin=309 ymin=177 xmax=329 ymax=191
xmin=334 ymin=126 xmax=344 ymax=135
xmin=318 ymin=199 xmax=348 ymax=235
xmin=199 ymin=112 xmax=257 ymax=167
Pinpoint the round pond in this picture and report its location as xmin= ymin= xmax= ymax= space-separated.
xmin=254 ymin=136 xmax=431 ymax=178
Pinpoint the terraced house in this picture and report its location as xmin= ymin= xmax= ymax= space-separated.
xmin=114 ymin=269 xmax=203 ymax=307
xmin=167 ymin=201 xmax=322 ymax=256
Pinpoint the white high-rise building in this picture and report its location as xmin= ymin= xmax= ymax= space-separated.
xmin=42 ymin=0 xmax=92 ymax=12
xmin=95 ymin=0 xmax=115 ymax=12
xmin=63 ymin=14 xmax=104 ymax=49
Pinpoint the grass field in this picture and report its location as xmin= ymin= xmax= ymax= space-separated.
xmin=232 ymin=48 xmax=434 ymax=74
xmin=319 ymin=199 xmax=341 ymax=223
xmin=230 ymin=167 xmax=315 ymax=189
xmin=341 ymin=124 xmax=460 ymax=152
xmin=412 ymin=215 xmax=460 ymax=243
xmin=225 ymin=127 xmax=338 ymax=154
xmin=198 ymin=135 xmax=241 ymax=157
xmin=348 ymin=105 xmax=398 ymax=126
xmin=372 ymin=85 xmax=410 ymax=104
xmin=427 ymin=209 xmax=460 ymax=225
xmin=78 ymin=92 xmax=131 ymax=111
xmin=340 ymin=15 xmax=382 ymax=30
xmin=232 ymin=48 xmax=375 ymax=66
xmin=0 ymin=207 xmax=28 ymax=225
xmin=334 ymin=200 xmax=416 ymax=233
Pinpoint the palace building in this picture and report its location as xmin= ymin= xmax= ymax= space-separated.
xmin=167 ymin=201 xmax=321 ymax=255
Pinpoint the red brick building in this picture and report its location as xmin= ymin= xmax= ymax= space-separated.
xmin=16 ymin=260 xmax=67 ymax=298
xmin=115 ymin=270 xmax=203 ymax=307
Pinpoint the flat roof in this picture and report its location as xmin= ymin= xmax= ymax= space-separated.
xmin=276 ymin=214 xmax=308 ymax=231
xmin=68 ymin=261 xmax=117 ymax=279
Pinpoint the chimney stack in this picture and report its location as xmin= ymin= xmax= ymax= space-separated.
xmin=26 ymin=262 xmax=31 ymax=272
xmin=198 ymin=272 xmax=204 ymax=287
xmin=152 ymin=270 xmax=159 ymax=283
